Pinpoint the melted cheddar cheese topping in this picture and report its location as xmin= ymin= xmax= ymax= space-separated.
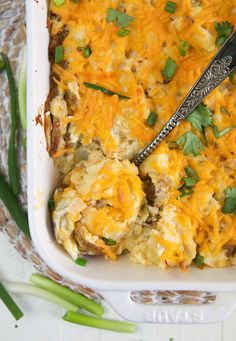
xmin=48 ymin=0 xmax=236 ymax=269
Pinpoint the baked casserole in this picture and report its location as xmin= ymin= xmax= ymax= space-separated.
xmin=45 ymin=0 xmax=236 ymax=270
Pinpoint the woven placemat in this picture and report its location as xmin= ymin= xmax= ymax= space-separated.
xmin=0 ymin=0 xmax=215 ymax=306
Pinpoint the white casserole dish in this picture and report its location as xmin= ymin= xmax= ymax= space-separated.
xmin=26 ymin=0 xmax=236 ymax=324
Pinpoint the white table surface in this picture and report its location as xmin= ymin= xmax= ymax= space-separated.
xmin=0 ymin=232 xmax=235 ymax=341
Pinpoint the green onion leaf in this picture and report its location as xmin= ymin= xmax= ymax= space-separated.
xmin=0 ymin=52 xmax=20 ymax=195
xmin=0 ymin=173 xmax=30 ymax=239
xmin=195 ymin=254 xmax=204 ymax=267
xmin=30 ymin=274 xmax=104 ymax=317
xmin=179 ymin=40 xmax=188 ymax=56
xmin=18 ymin=46 xmax=27 ymax=131
xmin=83 ymin=82 xmax=130 ymax=99
xmin=48 ymin=198 xmax=55 ymax=211
xmin=82 ymin=47 xmax=92 ymax=58
xmin=102 ymin=237 xmax=117 ymax=246
xmin=164 ymin=1 xmax=177 ymax=14
xmin=117 ymin=28 xmax=130 ymax=37
xmin=75 ymin=257 xmax=87 ymax=266
xmin=55 ymin=45 xmax=64 ymax=64
xmin=63 ymin=311 xmax=136 ymax=333
xmin=212 ymin=124 xmax=236 ymax=139
xmin=106 ymin=9 xmax=134 ymax=29
xmin=176 ymin=131 xmax=204 ymax=157
xmin=146 ymin=111 xmax=157 ymax=127
xmin=53 ymin=0 xmax=65 ymax=5
xmin=0 ymin=57 xmax=4 ymax=71
xmin=72 ymin=0 xmax=80 ymax=3
xmin=4 ymin=282 xmax=78 ymax=312
xmin=0 ymin=282 xmax=23 ymax=321
xmin=162 ymin=57 xmax=177 ymax=81
xmin=222 ymin=187 xmax=236 ymax=215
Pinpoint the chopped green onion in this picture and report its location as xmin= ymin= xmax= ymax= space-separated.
xmin=0 ymin=282 xmax=23 ymax=321
xmin=215 ymin=21 xmax=234 ymax=38
xmin=63 ymin=311 xmax=136 ymax=334
xmin=179 ymin=40 xmax=188 ymax=56
xmin=229 ymin=71 xmax=235 ymax=84
xmin=72 ymin=0 xmax=80 ymax=3
xmin=82 ymin=47 xmax=92 ymax=58
xmin=185 ymin=166 xmax=200 ymax=181
xmin=0 ymin=52 xmax=20 ymax=195
xmin=117 ymin=28 xmax=130 ymax=37
xmin=164 ymin=1 xmax=177 ymax=14
xmin=48 ymin=198 xmax=55 ymax=211
xmin=162 ymin=57 xmax=177 ymax=81
xmin=4 ymin=282 xmax=78 ymax=312
xmin=83 ymin=82 xmax=130 ymax=99
xmin=214 ymin=21 xmax=234 ymax=47
xmin=195 ymin=254 xmax=204 ymax=267
xmin=212 ymin=124 xmax=236 ymax=139
xmin=220 ymin=106 xmax=230 ymax=115
xmin=177 ymin=186 xmax=193 ymax=200
xmin=30 ymin=274 xmax=104 ymax=317
xmin=102 ymin=237 xmax=117 ymax=246
xmin=146 ymin=112 xmax=157 ymax=127
xmin=183 ymin=177 xmax=196 ymax=187
xmin=0 ymin=173 xmax=30 ymax=238
xmin=75 ymin=257 xmax=87 ymax=266
xmin=55 ymin=45 xmax=64 ymax=64
xmin=18 ymin=46 xmax=27 ymax=131
xmin=216 ymin=35 xmax=227 ymax=47
xmin=53 ymin=0 xmax=65 ymax=5
xmin=177 ymin=166 xmax=199 ymax=200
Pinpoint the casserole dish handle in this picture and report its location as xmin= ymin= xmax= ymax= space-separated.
xmin=101 ymin=291 xmax=236 ymax=324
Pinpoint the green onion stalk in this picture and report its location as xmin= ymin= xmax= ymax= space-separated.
xmin=0 ymin=52 xmax=20 ymax=195
xmin=63 ymin=311 xmax=136 ymax=333
xmin=30 ymin=274 xmax=104 ymax=317
xmin=18 ymin=46 xmax=27 ymax=132
xmin=0 ymin=174 xmax=30 ymax=238
xmin=0 ymin=282 xmax=23 ymax=321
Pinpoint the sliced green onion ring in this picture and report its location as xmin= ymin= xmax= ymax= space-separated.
xmin=164 ymin=1 xmax=177 ymax=14
xmin=55 ymin=45 xmax=64 ymax=64
xmin=146 ymin=112 xmax=157 ymax=127
xmin=162 ymin=57 xmax=177 ymax=80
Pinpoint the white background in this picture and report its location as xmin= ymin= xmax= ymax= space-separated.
xmin=0 ymin=233 xmax=235 ymax=341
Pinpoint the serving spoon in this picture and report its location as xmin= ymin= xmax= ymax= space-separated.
xmin=133 ymin=31 xmax=236 ymax=166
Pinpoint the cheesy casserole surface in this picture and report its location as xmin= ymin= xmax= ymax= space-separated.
xmin=46 ymin=0 xmax=236 ymax=269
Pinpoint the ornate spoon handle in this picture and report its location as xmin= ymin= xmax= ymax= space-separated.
xmin=133 ymin=31 xmax=236 ymax=166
